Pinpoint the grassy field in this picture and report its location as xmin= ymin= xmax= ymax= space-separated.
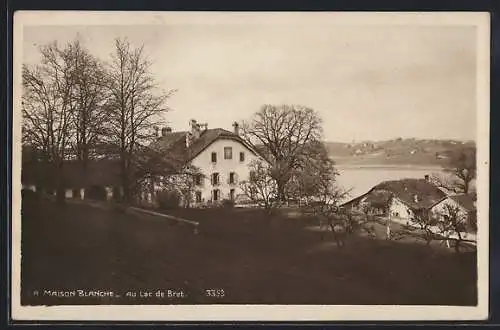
xmin=20 ymin=197 xmax=477 ymax=306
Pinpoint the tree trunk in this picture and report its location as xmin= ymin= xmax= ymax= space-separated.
xmin=121 ymin=157 xmax=130 ymax=204
xmin=464 ymin=180 xmax=470 ymax=195
xmin=386 ymin=217 xmax=391 ymax=240
xmin=276 ymin=180 xmax=287 ymax=203
xmin=55 ymin=161 xmax=66 ymax=205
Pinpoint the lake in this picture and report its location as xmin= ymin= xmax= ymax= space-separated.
xmin=335 ymin=165 xmax=445 ymax=202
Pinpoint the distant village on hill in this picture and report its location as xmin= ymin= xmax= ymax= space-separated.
xmin=324 ymin=138 xmax=476 ymax=166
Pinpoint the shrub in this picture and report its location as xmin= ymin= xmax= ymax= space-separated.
xmin=157 ymin=190 xmax=181 ymax=210
xmin=222 ymin=199 xmax=235 ymax=208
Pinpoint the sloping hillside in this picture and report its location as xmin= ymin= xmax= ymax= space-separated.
xmin=326 ymin=138 xmax=476 ymax=166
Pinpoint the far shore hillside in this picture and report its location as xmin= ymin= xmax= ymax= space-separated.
xmin=326 ymin=138 xmax=475 ymax=167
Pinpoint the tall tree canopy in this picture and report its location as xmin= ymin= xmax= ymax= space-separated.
xmin=22 ymin=40 xmax=83 ymax=201
xmin=242 ymin=104 xmax=323 ymax=201
xmin=104 ymin=38 xmax=175 ymax=202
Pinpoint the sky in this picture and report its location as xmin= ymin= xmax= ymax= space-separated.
xmin=22 ymin=16 xmax=479 ymax=143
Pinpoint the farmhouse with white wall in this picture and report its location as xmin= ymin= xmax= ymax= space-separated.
xmin=341 ymin=177 xmax=448 ymax=222
xmin=148 ymin=119 xmax=267 ymax=205
xmin=341 ymin=177 xmax=477 ymax=243
xmin=429 ymin=194 xmax=476 ymax=223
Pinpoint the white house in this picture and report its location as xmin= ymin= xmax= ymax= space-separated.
xmin=148 ymin=119 xmax=267 ymax=206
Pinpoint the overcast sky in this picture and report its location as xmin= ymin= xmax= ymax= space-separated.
xmin=23 ymin=18 xmax=478 ymax=143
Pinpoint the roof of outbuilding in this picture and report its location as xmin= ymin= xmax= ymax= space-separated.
xmin=448 ymin=194 xmax=476 ymax=212
xmin=22 ymin=159 xmax=122 ymax=189
xmin=371 ymin=178 xmax=447 ymax=210
xmin=341 ymin=178 xmax=447 ymax=211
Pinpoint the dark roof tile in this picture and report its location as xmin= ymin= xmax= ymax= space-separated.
xmin=372 ymin=178 xmax=447 ymax=210
xmin=449 ymin=194 xmax=476 ymax=212
xmin=149 ymin=128 xmax=263 ymax=164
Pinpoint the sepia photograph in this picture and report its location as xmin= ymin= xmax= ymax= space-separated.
xmin=11 ymin=11 xmax=490 ymax=321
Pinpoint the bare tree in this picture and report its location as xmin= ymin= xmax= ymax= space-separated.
xmin=437 ymin=204 xmax=475 ymax=253
xmin=68 ymin=40 xmax=108 ymax=171
xmin=241 ymin=104 xmax=323 ymax=202
xmin=239 ymin=159 xmax=278 ymax=213
xmin=104 ymin=38 xmax=175 ymax=203
xmin=392 ymin=205 xmax=475 ymax=252
xmin=128 ymin=145 xmax=179 ymax=203
xmin=295 ymin=152 xmax=374 ymax=248
xmin=308 ymin=189 xmax=375 ymax=249
xmin=287 ymin=141 xmax=339 ymax=205
xmin=22 ymin=41 xmax=80 ymax=202
xmin=392 ymin=211 xmax=441 ymax=247
xmin=159 ymin=165 xmax=203 ymax=208
xmin=431 ymin=146 xmax=476 ymax=195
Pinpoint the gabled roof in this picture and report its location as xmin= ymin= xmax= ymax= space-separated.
xmin=371 ymin=179 xmax=446 ymax=210
xmin=341 ymin=178 xmax=447 ymax=211
xmin=448 ymin=194 xmax=476 ymax=212
xmin=149 ymin=128 xmax=265 ymax=164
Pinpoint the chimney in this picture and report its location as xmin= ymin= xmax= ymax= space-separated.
xmin=424 ymin=174 xmax=430 ymax=182
xmin=186 ymin=132 xmax=192 ymax=148
xmin=232 ymin=121 xmax=240 ymax=135
xmin=190 ymin=119 xmax=201 ymax=139
xmin=414 ymin=194 xmax=419 ymax=203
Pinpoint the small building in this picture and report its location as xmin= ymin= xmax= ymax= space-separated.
xmin=341 ymin=177 xmax=447 ymax=222
xmin=21 ymin=159 xmax=122 ymax=201
xmin=430 ymin=194 xmax=477 ymax=231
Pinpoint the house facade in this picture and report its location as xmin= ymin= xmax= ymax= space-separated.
xmin=148 ymin=119 xmax=267 ymax=206
xmin=189 ymin=138 xmax=258 ymax=203
xmin=429 ymin=194 xmax=476 ymax=229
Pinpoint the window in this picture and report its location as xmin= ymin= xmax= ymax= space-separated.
xmin=230 ymin=189 xmax=235 ymax=201
xmin=239 ymin=152 xmax=245 ymax=162
xmin=195 ymin=174 xmax=203 ymax=186
xmin=224 ymin=147 xmax=233 ymax=159
xmin=229 ymin=172 xmax=236 ymax=184
xmin=195 ymin=191 xmax=202 ymax=203
xmin=213 ymin=189 xmax=220 ymax=201
xmin=211 ymin=152 xmax=217 ymax=163
xmin=211 ymin=173 xmax=220 ymax=186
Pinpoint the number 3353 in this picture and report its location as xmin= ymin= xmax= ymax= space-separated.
xmin=205 ymin=289 xmax=225 ymax=298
